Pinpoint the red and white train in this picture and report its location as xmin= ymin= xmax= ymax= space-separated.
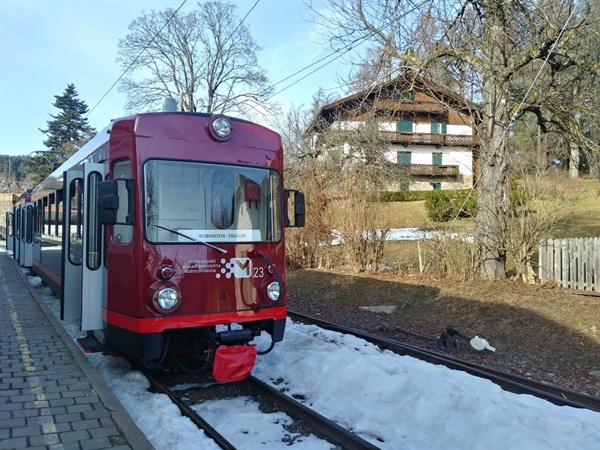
xmin=6 ymin=111 xmax=304 ymax=382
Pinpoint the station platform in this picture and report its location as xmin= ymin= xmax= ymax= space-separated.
xmin=0 ymin=249 xmax=153 ymax=449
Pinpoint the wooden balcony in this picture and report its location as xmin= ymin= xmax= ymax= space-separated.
xmin=403 ymin=164 xmax=460 ymax=177
xmin=372 ymin=99 xmax=445 ymax=114
xmin=382 ymin=131 xmax=479 ymax=147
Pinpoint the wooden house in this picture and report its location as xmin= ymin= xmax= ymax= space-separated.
xmin=307 ymin=74 xmax=480 ymax=191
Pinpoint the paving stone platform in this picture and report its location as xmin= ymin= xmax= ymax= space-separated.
xmin=0 ymin=249 xmax=153 ymax=449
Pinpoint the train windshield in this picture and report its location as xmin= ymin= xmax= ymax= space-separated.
xmin=144 ymin=160 xmax=282 ymax=244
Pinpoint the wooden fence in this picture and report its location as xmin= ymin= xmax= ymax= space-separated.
xmin=538 ymin=237 xmax=600 ymax=291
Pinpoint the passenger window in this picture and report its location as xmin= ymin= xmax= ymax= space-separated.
xmin=87 ymin=172 xmax=102 ymax=270
xmin=112 ymin=160 xmax=133 ymax=244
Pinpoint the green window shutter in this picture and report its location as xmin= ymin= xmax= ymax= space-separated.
xmin=396 ymin=120 xmax=413 ymax=133
xmin=432 ymin=152 xmax=443 ymax=166
xmin=431 ymin=122 xmax=447 ymax=134
xmin=397 ymin=151 xmax=412 ymax=165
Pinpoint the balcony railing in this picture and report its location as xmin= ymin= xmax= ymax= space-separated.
xmin=403 ymin=164 xmax=460 ymax=177
xmin=382 ymin=131 xmax=479 ymax=147
xmin=372 ymin=99 xmax=446 ymax=113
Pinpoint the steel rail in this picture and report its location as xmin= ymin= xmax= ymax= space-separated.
xmin=245 ymin=376 xmax=381 ymax=450
xmin=134 ymin=360 xmax=382 ymax=449
xmin=131 ymin=361 xmax=236 ymax=450
xmin=288 ymin=311 xmax=600 ymax=412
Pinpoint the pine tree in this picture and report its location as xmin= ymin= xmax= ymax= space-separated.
xmin=40 ymin=84 xmax=95 ymax=152
xmin=33 ymin=84 xmax=96 ymax=184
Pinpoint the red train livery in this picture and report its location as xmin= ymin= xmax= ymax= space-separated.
xmin=6 ymin=112 xmax=304 ymax=382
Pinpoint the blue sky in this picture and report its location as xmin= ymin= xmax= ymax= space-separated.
xmin=0 ymin=0 xmax=360 ymax=156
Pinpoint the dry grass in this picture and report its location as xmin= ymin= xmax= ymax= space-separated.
xmin=286 ymin=174 xmax=600 ymax=393
xmin=287 ymin=269 xmax=600 ymax=392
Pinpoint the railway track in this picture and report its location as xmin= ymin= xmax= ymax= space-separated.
xmin=133 ymin=362 xmax=381 ymax=450
xmin=288 ymin=310 xmax=600 ymax=413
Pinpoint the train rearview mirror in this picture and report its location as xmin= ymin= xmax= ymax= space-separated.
xmin=98 ymin=179 xmax=134 ymax=225
xmin=284 ymin=189 xmax=305 ymax=228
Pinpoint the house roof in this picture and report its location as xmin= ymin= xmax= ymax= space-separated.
xmin=307 ymin=73 xmax=479 ymax=133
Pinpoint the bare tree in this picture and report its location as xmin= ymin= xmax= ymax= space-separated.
xmin=117 ymin=0 xmax=274 ymax=117
xmin=306 ymin=0 xmax=596 ymax=280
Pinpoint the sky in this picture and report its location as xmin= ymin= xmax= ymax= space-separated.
xmin=0 ymin=0 xmax=356 ymax=157
xmin=21 ymin=260 xmax=600 ymax=450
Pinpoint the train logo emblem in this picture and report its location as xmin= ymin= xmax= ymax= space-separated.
xmin=216 ymin=258 xmax=252 ymax=279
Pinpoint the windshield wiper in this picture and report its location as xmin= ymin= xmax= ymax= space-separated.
xmin=152 ymin=224 xmax=227 ymax=255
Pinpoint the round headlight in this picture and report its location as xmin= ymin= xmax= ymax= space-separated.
xmin=266 ymin=281 xmax=280 ymax=301
xmin=157 ymin=288 xmax=178 ymax=310
xmin=212 ymin=117 xmax=231 ymax=138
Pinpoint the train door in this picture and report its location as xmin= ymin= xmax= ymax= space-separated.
xmin=15 ymin=203 xmax=33 ymax=267
xmin=61 ymin=170 xmax=83 ymax=321
xmin=5 ymin=210 xmax=14 ymax=254
xmin=81 ymin=163 xmax=107 ymax=331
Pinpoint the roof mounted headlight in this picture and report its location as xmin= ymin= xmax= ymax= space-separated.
xmin=207 ymin=115 xmax=232 ymax=141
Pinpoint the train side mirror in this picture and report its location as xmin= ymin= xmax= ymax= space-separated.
xmin=98 ymin=179 xmax=134 ymax=226
xmin=97 ymin=180 xmax=119 ymax=225
xmin=284 ymin=189 xmax=305 ymax=228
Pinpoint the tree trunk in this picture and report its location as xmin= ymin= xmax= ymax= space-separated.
xmin=474 ymin=10 xmax=510 ymax=280
xmin=474 ymin=137 xmax=509 ymax=280
xmin=569 ymin=139 xmax=580 ymax=178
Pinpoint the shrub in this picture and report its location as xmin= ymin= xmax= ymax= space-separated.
xmin=425 ymin=191 xmax=455 ymax=221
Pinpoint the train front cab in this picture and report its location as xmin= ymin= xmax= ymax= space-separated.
xmin=61 ymin=117 xmax=305 ymax=380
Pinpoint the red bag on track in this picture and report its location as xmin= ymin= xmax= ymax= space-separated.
xmin=212 ymin=345 xmax=258 ymax=382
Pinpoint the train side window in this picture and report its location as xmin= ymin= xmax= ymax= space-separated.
xmin=34 ymin=200 xmax=42 ymax=242
xmin=49 ymin=193 xmax=55 ymax=236
xmin=7 ymin=212 xmax=13 ymax=237
xmin=68 ymin=179 xmax=83 ymax=265
xmin=86 ymin=172 xmax=103 ymax=270
xmin=21 ymin=208 xmax=26 ymax=241
xmin=56 ymin=190 xmax=63 ymax=238
xmin=15 ymin=207 xmax=20 ymax=240
xmin=43 ymin=197 xmax=49 ymax=235
xmin=112 ymin=160 xmax=133 ymax=244
xmin=26 ymin=205 xmax=34 ymax=244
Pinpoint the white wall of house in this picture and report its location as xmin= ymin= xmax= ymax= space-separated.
xmin=319 ymin=120 xmax=475 ymax=191
xmin=385 ymin=145 xmax=473 ymax=175
xmin=387 ymin=145 xmax=473 ymax=190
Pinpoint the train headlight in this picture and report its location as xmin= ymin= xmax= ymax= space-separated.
xmin=266 ymin=281 xmax=280 ymax=301
xmin=212 ymin=117 xmax=231 ymax=138
xmin=207 ymin=115 xmax=232 ymax=141
xmin=156 ymin=288 xmax=179 ymax=310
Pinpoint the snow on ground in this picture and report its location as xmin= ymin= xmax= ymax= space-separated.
xmin=26 ymin=272 xmax=600 ymax=450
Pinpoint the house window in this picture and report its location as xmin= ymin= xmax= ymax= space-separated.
xmin=396 ymin=120 xmax=413 ymax=133
xmin=394 ymin=91 xmax=416 ymax=101
xmin=432 ymin=182 xmax=442 ymax=191
xmin=432 ymin=153 xmax=443 ymax=166
xmin=397 ymin=151 xmax=412 ymax=165
xmin=431 ymin=121 xmax=447 ymax=134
